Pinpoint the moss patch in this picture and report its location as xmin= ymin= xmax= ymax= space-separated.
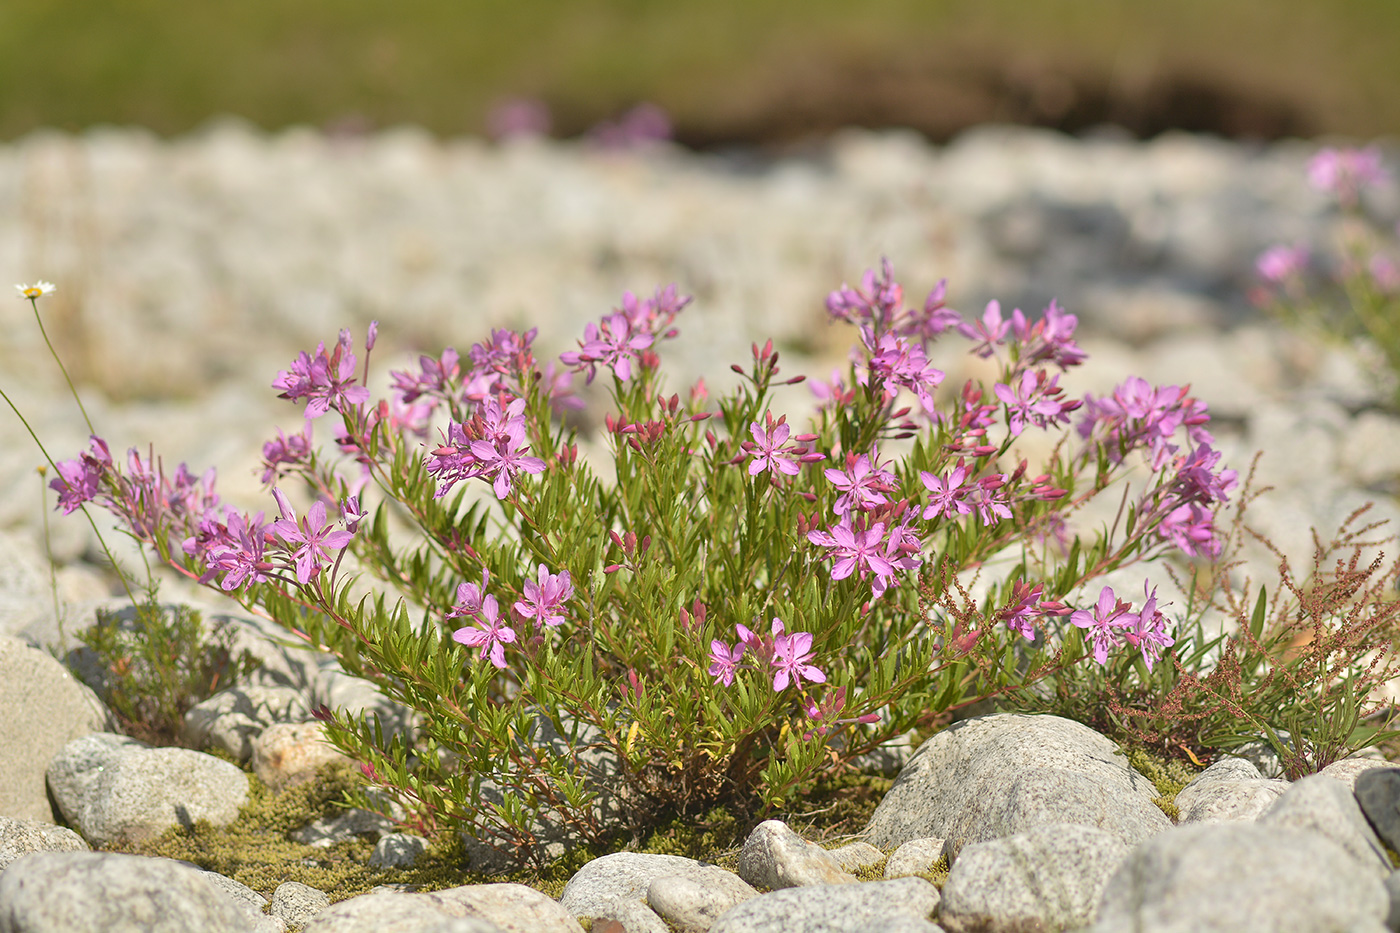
xmin=1120 ymin=745 xmax=1200 ymax=822
xmin=105 ymin=761 xmax=898 ymax=903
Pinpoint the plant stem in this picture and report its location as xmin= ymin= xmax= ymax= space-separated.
xmin=31 ymin=298 xmax=97 ymax=437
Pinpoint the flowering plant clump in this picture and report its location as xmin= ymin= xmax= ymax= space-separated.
xmin=43 ymin=262 xmax=1239 ymax=867
xmin=1255 ymin=144 xmax=1400 ymax=405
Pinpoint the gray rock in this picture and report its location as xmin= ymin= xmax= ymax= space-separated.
xmin=939 ymin=822 xmax=1129 ymax=933
xmin=181 ymin=684 xmax=310 ymax=762
xmin=560 ymin=852 xmax=703 ymax=918
xmin=0 ymin=635 xmax=112 ymax=822
xmin=864 ymin=714 xmax=1169 ymax=859
xmin=708 ymin=876 xmax=940 ymax=933
xmin=1355 ymin=767 xmax=1400 ymax=854
xmin=1173 ymin=756 xmax=1289 ymax=824
xmin=1092 ymin=823 xmax=1390 ymax=933
xmin=578 ymin=897 xmax=670 ymax=933
xmin=647 ymin=864 xmax=758 ymax=932
xmin=302 ymin=883 xmax=582 ymax=933
xmin=1318 ymin=757 xmax=1400 ymax=792
xmin=46 ymin=736 xmax=249 ymax=847
xmin=370 ymin=833 xmax=429 ymax=869
xmin=1226 ymin=737 xmax=1290 ymax=780
xmin=826 ymin=841 xmax=886 ymax=875
xmin=0 ymin=816 xmax=89 ymax=870
xmin=737 ymin=820 xmax=857 ymax=889
xmin=1385 ymin=870 xmax=1400 ymax=933
xmin=850 ymin=920 xmax=945 ymax=933
xmin=271 ymin=881 xmax=332 ymax=929
xmin=884 ymin=837 xmax=944 ymax=880
xmin=1258 ymin=774 xmax=1391 ymax=876
xmin=199 ymin=869 xmax=287 ymax=933
xmin=0 ymin=850 xmax=252 ymax=932
xmin=252 ymin=721 xmax=350 ymax=791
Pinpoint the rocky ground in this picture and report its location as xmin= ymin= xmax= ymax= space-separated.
xmin=3 ymin=124 xmax=1400 ymax=931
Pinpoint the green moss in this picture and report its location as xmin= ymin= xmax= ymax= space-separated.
xmin=1120 ymin=745 xmax=1200 ymax=822
xmin=106 ymin=760 xmax=899 ymax=903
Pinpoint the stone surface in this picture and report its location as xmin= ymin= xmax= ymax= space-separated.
xmin=302 ymin=884 xmax=583 ymax=933
xmin=1092 ymin=823 xmax=1390 ymax=933
xmin=708 ymin=876 xmax=941 ymax=933
xmin=0 ymin=816 xmax=89 ymax=870
xmin=46 ymin=734 xmax=249 ymax=847
xmin=883 ymin=837 xmax=945 ymax=880
xmin=826 ymin=841 xmax=886 ymax=874
xmin=0 ymin=851 xmax=252 ymax=932
xmin=292 ymin=806 xmax=399 ymax=848
xmin=253 ymin=721 xmax=352 ymax=790
xmin=939 ymin=822 xmax=1129 ymax=933
xmin=1173 ymin=756 xmax=1289 ymax=824
xmin=0 ymin=634 xmax=111 ymax=822
xmin=560 ymin=852 xmax=704 ymax=918
xmin=199 ymin=869 xmax=287 ymax=933
xmin=737 ymin=820 xmax=857 ymax=890
xmin=181 ymin=684 xmax=311 ymax=763
xmin=270 ymin=881 xmax=332 ymax=929
xmin=647 ymin=864 xmax=758 ymax=933
xmin=581 ymin=897 xmax=671 ymax=933
xmin=1256 ymin=774 xmax=1391 ymax=877
xmin=370 ymin=833 xmax=429 ymax=869
xmin=1318 ymin=757 xmax=1400 ymax=792
xmin=863 ymin=714 xmax=1169 ymax=859
xmin=1354 ymin=767 xmax=1400 ymax=854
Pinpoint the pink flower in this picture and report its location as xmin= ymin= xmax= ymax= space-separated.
xmin=260 ymin=422 xmax=314 ymax=485
xmin=920 ymin=461 xmax=976 ymax=521
xmin=50 ymin=436 xmax=112 ymax=514
xmin=452 ymin=594 xmax=516 ymax=670
xmin=957 ymin=300 xmax=1012 ymax=358
xmin=1120 ymin=584 xmax=1175 ymax=672
xmin=770 ymin=618 xmax=826 ymax=691
xmin=273 ymin=331 xmax=370 ymax=419
xmin=807 ymin=518 xmax=898 ymax=595
xmin=513 ymin=564 xmax=574 ymax=629
xmin=824 ymin=450 xmax=898 ymax=516
xmin=744 ymin=412 xmax=822 ymax=477
xmin=1308 ymin=146 xmax=1389 ymax=206
xmin=708 ymin=640 xmax=745 ymax=686
xmin=560 ymin=313 xmax=654 ymax=384
xmin=1256 ymin=244 xmax=1309 ymax=284
xmin=269 ymin=488 xmax=355 ymax=584
xmin=1070 ymin=585 xmax=1133 ymax=665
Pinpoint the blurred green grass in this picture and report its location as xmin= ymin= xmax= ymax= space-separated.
xmin=2 ymin=0 xmax=1397 ymax=141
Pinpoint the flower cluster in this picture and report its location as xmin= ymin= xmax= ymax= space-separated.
xmin=448 ymin=565 xmax=574 ymax=670
xmin=708 ymin=618 xmax=826 ymax=692
xmin=426 ymin=396 xmax=547 ymax=499
xmin=561 ymin=285 xmax=689 ymax=384
xmin=1070 ymin=583 xmax=1175 ymax=670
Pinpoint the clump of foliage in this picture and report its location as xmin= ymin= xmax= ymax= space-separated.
xmin=1015 ymin=462 xmax=1400 ymax=780
xmin=73 ymin=585 xmax=259 ymax=746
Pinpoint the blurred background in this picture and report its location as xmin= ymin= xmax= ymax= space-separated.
xmin=2 ymin=0 xmax=1397 ymax=145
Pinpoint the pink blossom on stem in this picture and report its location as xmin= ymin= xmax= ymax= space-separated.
xmin=269 ymin=488 xmax=355 ymax=584
xmin=452 ymin=594 xmax=516 ymax=670
xmin=1070 ymin=585 xmax=1134 ymax=665
xmin=1120 ymin=584 xmax=1175 ymax=672
xmin=260 ymin=422 xmax=314 ymax=485
xmin=744 ymin=412 xmax=822 ymax=476
xmin=824 ymin=449 xmax=898 ymax=516
xmin=1256 ymin=244 xmax=1310 ymax=284
xmin=560 ymin=313 xmax=654 ymax=384
xmin=770 ymin=617 xmax=826 ymax=691
xmin=273 ymin=332 xmax=370 ymax=419
xmin=957 ymin=300 xmax=1012 ymax=358
xmin=512 ymin=564 xmax=574 ymax=629
xmin=707 ymin=640 xmax=745 ymax=687
xmin=807 ymin=517 xmax=898 ymax=595
xmin=920 ymin=460 xmax=976 ymax=521
xmin=1308 ymin=146 xmax=1389 ymax=207
xmin=50 ymin=436 xmax=112 ymax=514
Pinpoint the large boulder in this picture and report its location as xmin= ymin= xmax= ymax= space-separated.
xmin=0 ymin=635 xmax=111 ymax=822
xmin=863 ymin=713 xmax=1169 ymax=859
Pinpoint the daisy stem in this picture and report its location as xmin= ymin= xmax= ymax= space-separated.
xmin=31 ymin=297 xmax=97 ymax=437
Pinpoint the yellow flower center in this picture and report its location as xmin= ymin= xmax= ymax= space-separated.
xmin=21 ymin=287 xmax=42 ymax=298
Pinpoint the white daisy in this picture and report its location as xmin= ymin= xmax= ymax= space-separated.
xmin=15 ymin=281 xmax=56 ymax=300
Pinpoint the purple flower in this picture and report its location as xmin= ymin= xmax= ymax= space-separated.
xmin=1011 ymin=300 xmax=1087 ymax=370
xmin=973 ymin=477 xmax=1012 ymax=527
xmin=920 ymin=461 xmax=976 ymax=521
xmin=50 ymin=436 xmax=112 ymax=514
xmin=1256 ymin=244 xmax=1310 ymax=284
xmin=270 ymin=488 xmax=355 ymax=584
xmin=1070 ymin=585 xmax=1133 ymax=665
xmin=708 ymin=640 xmax=745 ymax=686
xmin=866 ymin=333 xmax=945 ymax=415
xmin=1121 ymin=584 xmax=1175 ymax=672
xmin=957 ymin=300 xmax=1012 ymax=358
xmin=1169 ymin=444 xmax=1238 ymax=506
xmin=452 ymin=594 xmax=516 ymax=670
xmin=273 ymin=332 xmax=370 ymax=419
xmin=560 ymin=313 xmax=654 ymax=384
xmin=513 ymin=564 xmax=574 ymax=629
xmin=260 ymin=422 xmax=314 ymax=485
xmin=448 ymin=568 xmax=492 ymax=619
xmin=824 ymin=450 xmax=898 ymax=516
xmin=744 ymin=412 xmax=821 ymax=477
xmin=993 ymin=370 xmax=1078 ymax=436
xmin=1156 ymin=502 xmax=1221 ymax=558
xmin=999 ymin=580 xmax=1046 ymax=641
xmin=204 ymin=510 xmax=273 ymax=591
xmin=340 ymin=495 xmax=365 ymax=533
xmin=807 ymin=518 xmax=897 ymax=591
xmin=770 ymin=618 xmax=826 ymax=691
xmin=427 ymin=396 xmax=547 ymax=499
xmin=390 ymin=348 xmax=460 ymax=406
xmin=1308 ymin=146 xmax=1389 ymax=206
